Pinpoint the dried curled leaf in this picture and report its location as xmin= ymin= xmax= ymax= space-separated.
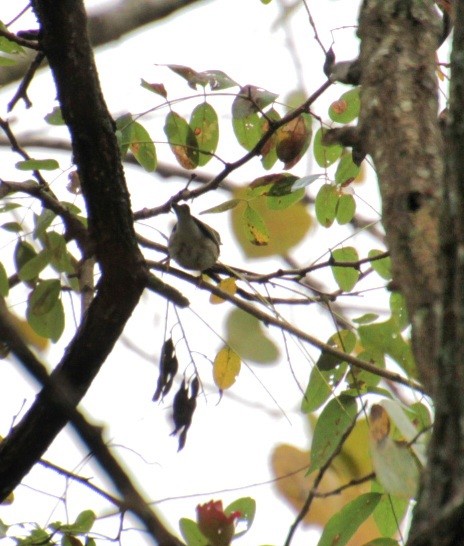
xmin=152 ymin=337 xmax=178 ymax=402
xmin=171 ymin=376 xmax=199 ymax=451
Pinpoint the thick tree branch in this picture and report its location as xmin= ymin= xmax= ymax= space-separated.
xmin=0 ymin=0 xmax=148 ymax=504
xmin=356 ymin=0 xmax=442 ymax=394
xmin=408 ymin=1 xmax=464 ymax=544
xmin=147 ymin=260 xmax=425 ymax=394
xmin=0 ymin=298 xmax=183 ymax=546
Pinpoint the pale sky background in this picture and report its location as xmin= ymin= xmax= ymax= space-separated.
xmin=0 ymin=2 xmax=387 ymax=546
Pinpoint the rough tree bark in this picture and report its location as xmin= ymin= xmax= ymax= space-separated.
xmin=354 ymin=0 xmax=464 ymax=544
xmin=0 ymin=0 xmax=150 ymax=507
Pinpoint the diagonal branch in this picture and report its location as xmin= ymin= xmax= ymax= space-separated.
xmin=0 ymin=0 xmax=149 ymax=505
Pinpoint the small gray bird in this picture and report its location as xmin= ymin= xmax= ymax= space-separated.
xmin=168 ymin=204 xmax=221 ymax=271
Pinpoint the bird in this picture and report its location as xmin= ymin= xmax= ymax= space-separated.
xmin=168 ymin=203 xmax=221 ymax=271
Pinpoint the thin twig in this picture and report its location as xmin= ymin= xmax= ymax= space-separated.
xmin=283 ymin=408 xmax=361 ymax=546
xmin=146 ymin=260 xmax=425 ymax=394
xmin=8 ymin=51 xmax=46 ymax=111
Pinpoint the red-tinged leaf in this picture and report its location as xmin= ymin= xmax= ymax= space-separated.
xmin=167 ymin=64 xmax=207 ymax=89
xmin=140 ymin=79 xmax=167 ymax=98
xmin=130 ymin=122 xmax=157 ymax=172
xmin=329 ymin=87 xmax=361 ymax=123
xmin=164 ymin=111 xmax=199 ymax=169
xmin=275 ymin=113 xmax=312 ymax=169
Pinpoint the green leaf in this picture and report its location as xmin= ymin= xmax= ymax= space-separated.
xmin=313 ymin=127 xmax=343 ymax=168
xmin=0 ymin=203 xmax=21 ymax=214
xmin=201 ymin=69 xmax=238 ymax=90
xmin=1 ymin=221 xmax=22 ymax=232
xmin=389 ymin=292 xmax=409 ymax=330
xmin=225 ymin=497 xmax=256 ymax=538
xmin=317 ymin=330 xmax=357 ymax=371
xmin=164 ymin=111 xmax=199 ymax=169
xmin=18 ymin=250 xmax=50 ymax=282
xmin=317 ymin=493 xmax=382 ymax=546
xmin=130 ymin=122 xmax=157 ymax=172
xmin=331 ymin=247 xmax=360 ymax=291
xmin=45 ymin=107 xmax=65 ymax=126
xmin=0 ymin=519 xmax=9 ymax=539
xmin=201 ymin=199 xmax=242 ymax=213
xmin=190 ymin=102 xmax=219 ymax=166
xmin=14 ymin=241 xmax=37 ymax=274
xmin=315 ymin=183 xmax=338 ymax=228
xmin=336 ymin=193 xmax=356 ymax=224
xmin=179 ymin=518 xmax=208 ymax=546
xmin=261 ymin=108 xmax=280 ymax=170
xmin=369 ymin=249 xmax=392 ymax=280
xmin=358 ymin=318 xmax=414 ymax=375
xmin=335 ymin=153 xmax=361 ymax=186
xmin=243 ymin=205 xmax=269 ymax=246
xmin=16 ymin=159 xmax=60 ymax=171
xmin=232 ymin=111 xmax=265 ymax=151
xmin=301 ymin=361 xmax=347 ymax=413
xmin=267 ymin=189 xmax=305 ymax=210
xmin=329 ymin=87 xmax=361 ymax=123
xmin=33 ymin=209 xmax=56 ymax=239
xmin=353 ymin=313 xmax=379 ymax=324
xmin=0 ymin=24 xmax=24 ymax=54
xmin=0 ymin=56 xmax=17 ymax=66
xmin=308 ymin=395 xmax=358 ymax=473
xmin=0 ymin=263 xmax=8 ymax=297
xmin=43 ymin=232 xmax=76 ymax=274
xmin=371 ymin=481 xmax=409 ymax=537
xmin=71 ymin=510 xmax=96 ymax=534
xmin=28 ymin=279 xmax=61 ymax=316
xmin=27 ymin=292 xmax=64 ymax=342
xmin=115 ymin=113 xmax=134 ymax=156
xmin=226 ymin=308 xmax=279 ymax=364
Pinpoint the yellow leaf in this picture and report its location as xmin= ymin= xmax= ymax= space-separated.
xmin=9 ymin=313 xmax=49 ymax=351
xmin=231 ymin=188 xmax=312 ymax=258
xmin=213 ymin=347 xmax=241 ymax=389
xmin=210 ymin=277 xmax=237 ymax=304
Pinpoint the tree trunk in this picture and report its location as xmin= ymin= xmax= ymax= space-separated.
xmin=355 ymin=1 xmax=464 ymax=543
